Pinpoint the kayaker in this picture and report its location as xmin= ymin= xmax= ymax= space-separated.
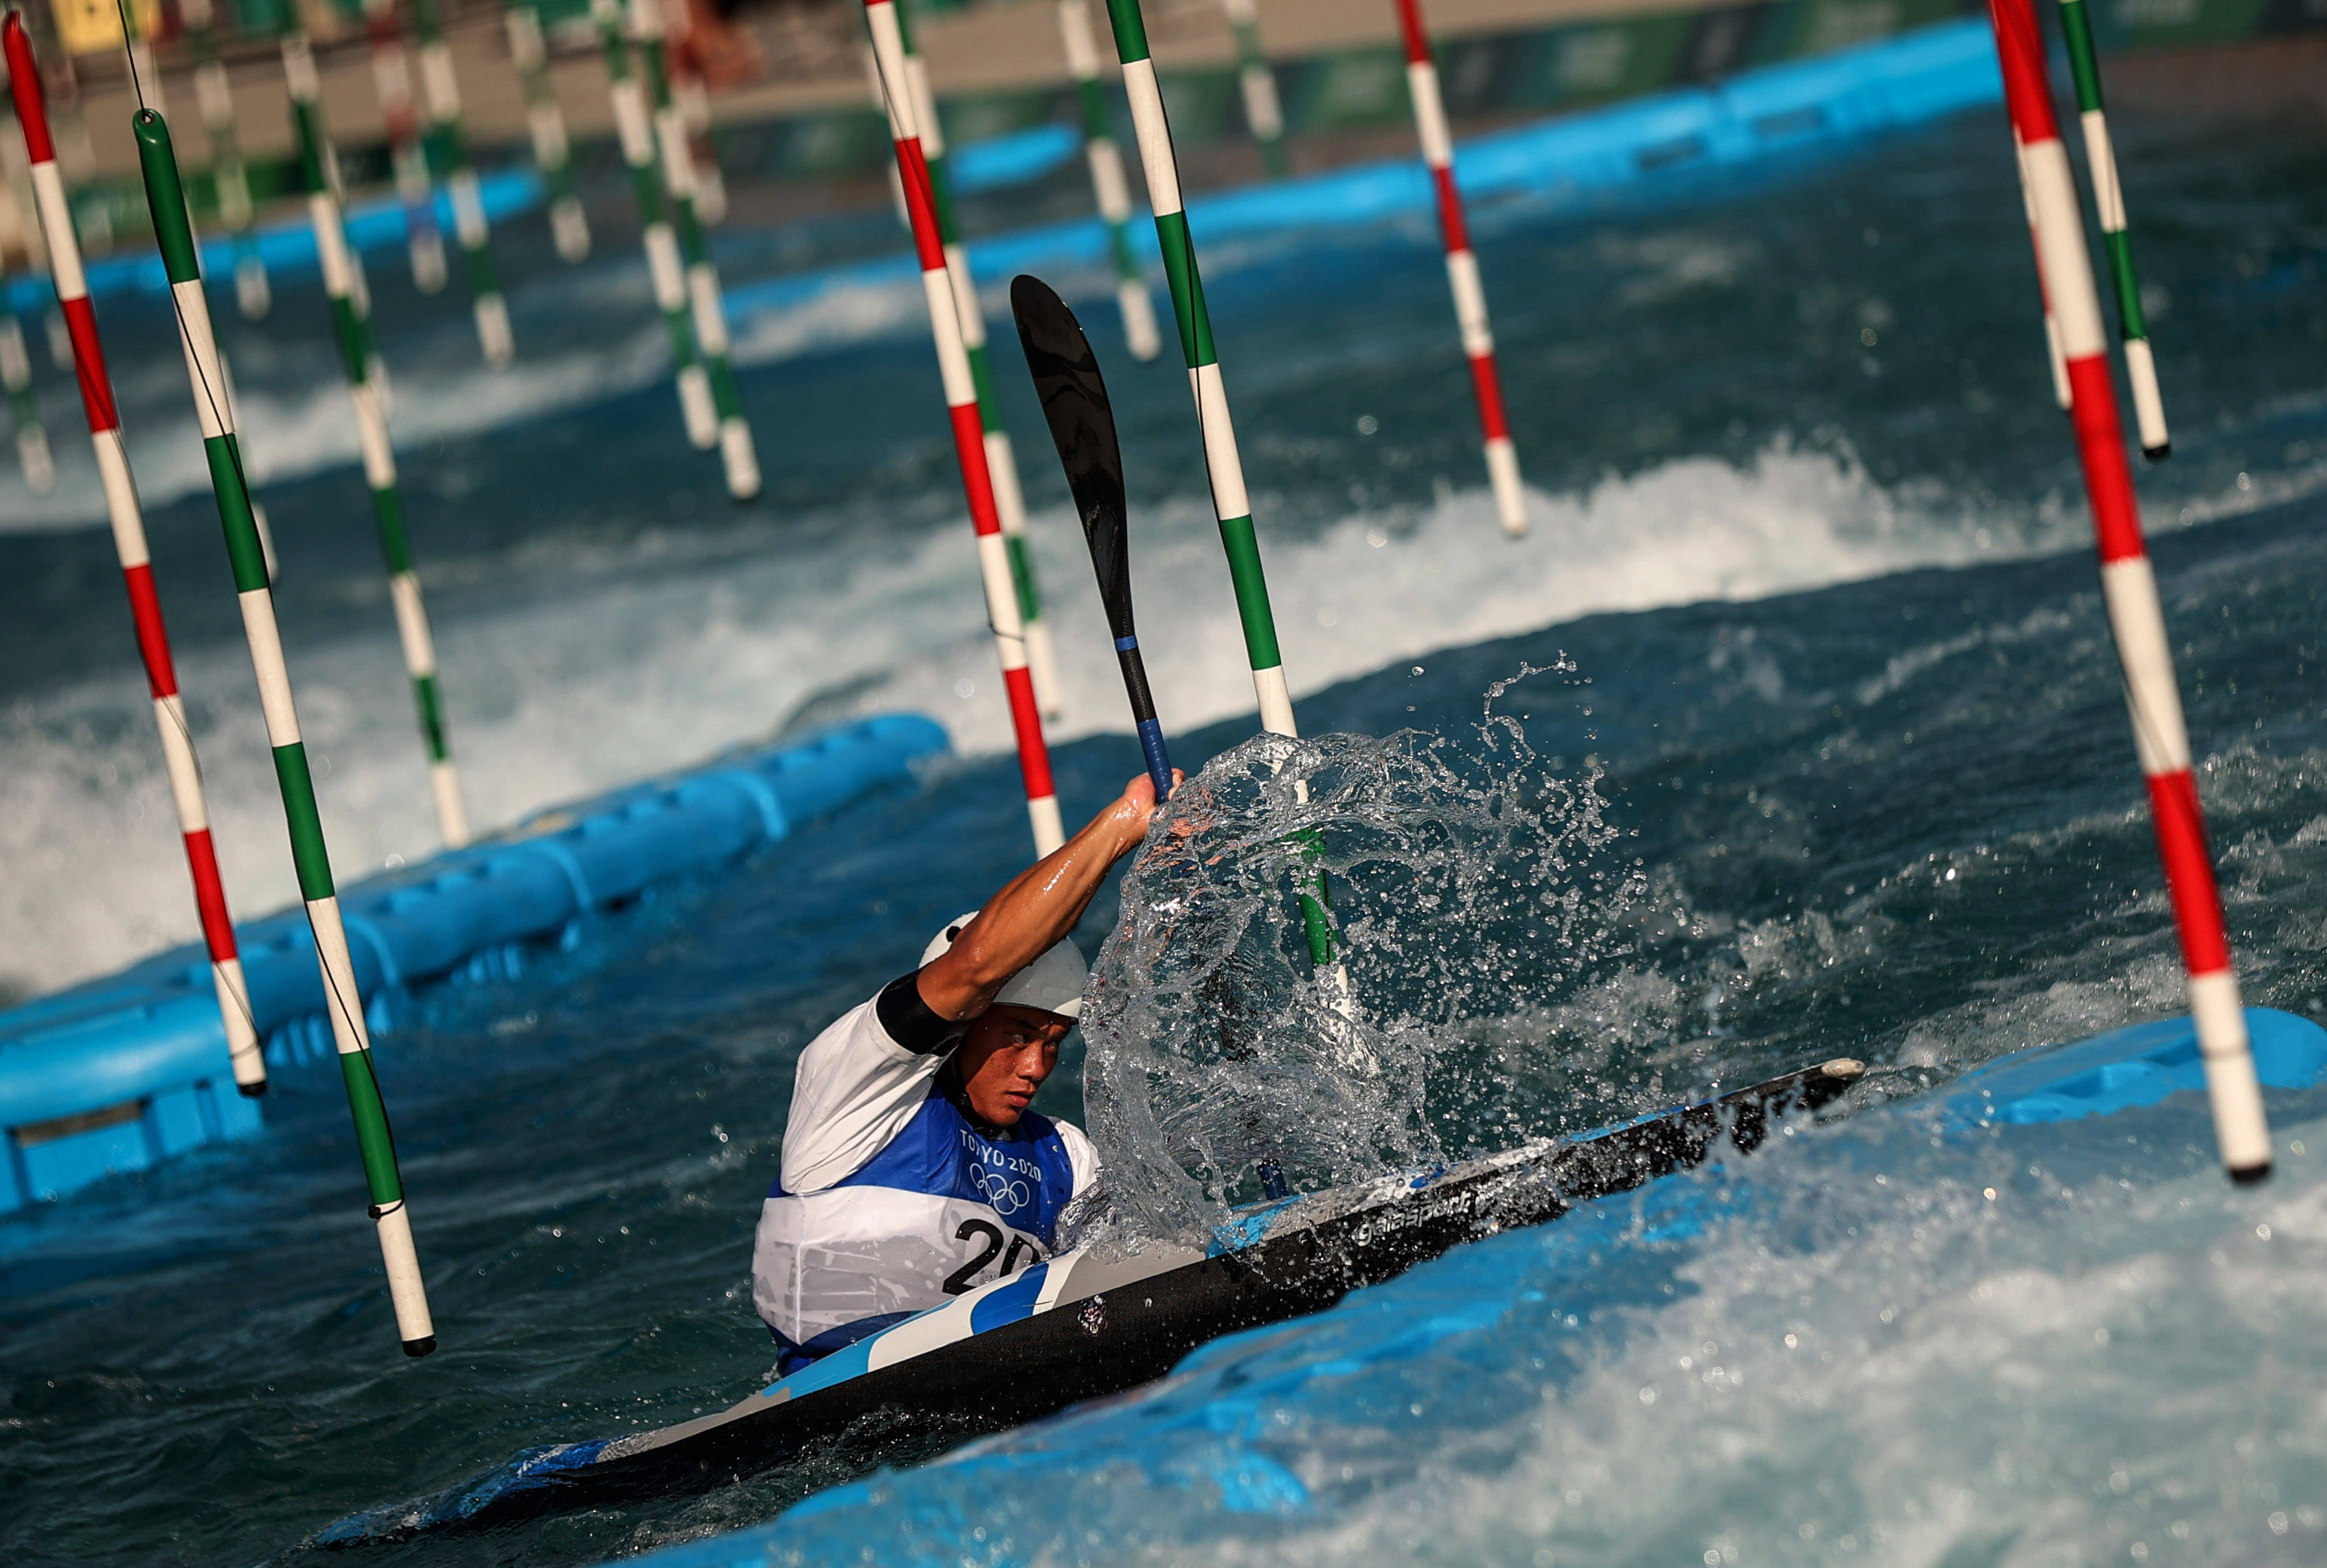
xmin=751 ymin=770 xmax=1179 ymax=1373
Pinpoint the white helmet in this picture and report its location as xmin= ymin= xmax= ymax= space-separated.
xmin=922 ymin=911 xmax=1088 ymax=1021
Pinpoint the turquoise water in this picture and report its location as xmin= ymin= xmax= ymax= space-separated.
xmin=2 ymin=76 xmax=2326 ymax=1568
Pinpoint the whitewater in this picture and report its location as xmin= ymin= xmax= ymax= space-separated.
xmin=1 ymin=71 xmax=2324 ymax=1568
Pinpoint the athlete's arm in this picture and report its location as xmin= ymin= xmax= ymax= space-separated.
xmin=916 ymin=771 xmax=1180 ymax=1022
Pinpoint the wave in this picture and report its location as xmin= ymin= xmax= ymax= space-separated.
xmin=2 ymin=439 xmax=2037 ymax=996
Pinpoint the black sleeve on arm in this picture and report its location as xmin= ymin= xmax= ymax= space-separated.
xmin=876 ymin=970 xmax=964 ymax=1056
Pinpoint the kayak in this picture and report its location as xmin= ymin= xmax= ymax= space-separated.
xmin=319 ymin=1054 xmax=1864 ymax=1543
xmin=321 ymin=1003 xmax=2327 ymax=1546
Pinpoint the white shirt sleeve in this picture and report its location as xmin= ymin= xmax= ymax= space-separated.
xmin=1056 ymin=1118 xmax=1101 ymax=1199
xmin=778 ymin=996 xmax=948 ymax=1196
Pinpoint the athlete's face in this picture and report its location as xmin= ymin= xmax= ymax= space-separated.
xmin=957 ymin=1004 xmax=1071 ymax=1126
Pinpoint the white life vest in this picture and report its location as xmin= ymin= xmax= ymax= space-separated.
xmin=751 ymin=988 xmax=1097 ymax=1371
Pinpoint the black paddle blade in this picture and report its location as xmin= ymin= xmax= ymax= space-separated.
xmin=1011 ymin=274 xmax=1134 ymax=641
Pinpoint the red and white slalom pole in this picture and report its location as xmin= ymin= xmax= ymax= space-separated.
xmin=1392 ymin=0 xmax=1523 ymax=537
xmin=863 ymin=0 xmax=1063 ymax=856
xmin=1988 ymin=0 xmax=2269 ymax=1182
xmin=5 ymin=16 xmax=263 ymax=1094
xmin=2010 ymin=129 xmax=2071 ymax=411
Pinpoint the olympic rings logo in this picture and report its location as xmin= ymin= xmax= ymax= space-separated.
xmin=975 ymin=1168 xmax=1034 ymax=1214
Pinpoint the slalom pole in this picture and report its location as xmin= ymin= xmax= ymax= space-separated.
xmin=894 ymin=0 xmax=1064 ymax=718
xmin=2 ymin=299 xmax=52 ymax=490
xmin=2010 ymin=128 xmax=2071 ymax=411
xmin=661 ymin=0 xmax=725 ymax=225
xmin=362 ymin=0 xmax=451 ymax=295
xmin=1219 ymin=0 xmax=1285 ymax=179
xmin=674 ymin=78 xmax=725 ymax=225
xmin=1393 ymin=0 xmax=1523 ymax=537
xmin=624 ymin=0 xmax=758 ymax=497
xmin=2056 ymin=0 xmax=2167 ymax=457
xmin=3 ymin=82 xmax=38 ymax=265
xmin=504 ymin=1 xmax=589 ymax=261
xmin=179 ymin=0 xmax=269 ymax=317
xmin=594 ymin=0 xmax=716 ymax=452
xmin=862 ymin=44 xmax=909 ymax=229
xmin=286 ymin=38 xmax=473 ymax=848
xmin=113 ymin=7 xmax=280 ymax=581
xmin=1987 ymin=0 xmax=2269 ymax=1182
xmin=1096 ymin=0 xmax=1348 ymax=980
xmin=278 ymin=32 xmax=392 ymax=408
xmin=412 ymin=0 xmax=514 ymax=365
xmin=1094 ymin=0 xmax=1293 ymax=742
xmin=1052 ymin=0 xmax=1158 ymax=361
xmin=5 ymin=17 xmax=264 ymax=1095
xmin=862 ymin=0 xmax=1064 ymax=855
xmin=136 ymin=104 xmax=438 ymax=1345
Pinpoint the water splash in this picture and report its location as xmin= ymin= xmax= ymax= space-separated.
xmin=1081 ymin=672 xmax=1645 ymax=1242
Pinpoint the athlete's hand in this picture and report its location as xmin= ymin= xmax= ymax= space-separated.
xmin=1107 ymin=770 xmax=1185 ymax=854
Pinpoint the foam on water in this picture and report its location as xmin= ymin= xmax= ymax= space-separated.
xmin=0 ymin=326 xmax=677 ymax=535
xmin=764 ymin=1093 xmax=2327 ymax=1568
xmin=0 ymin=440 xmax=2015 ymax=997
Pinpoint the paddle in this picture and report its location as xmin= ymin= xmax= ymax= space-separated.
xmin=1010 ymin=273 xmax=1174 ymax=803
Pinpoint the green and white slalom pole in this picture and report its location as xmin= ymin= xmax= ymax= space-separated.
xmin=363 ymin=0 xmax=450 ymax=296
xmin=895 ymin=0 xmax=1063 ymax=718
xmin=863 ymin=0 xmax=1064 ymax=855
xmin=673 ymin=71 xmax=725 ymax=225
xmin=1220 ymin=0 xmax=1285 ymax=180
xmin=114 ymin=6 xmax=280 ymax=580
xmin=136 ymin=104 xmax=441 ymax=1343
xmin=413 ymin=0 xmax=514 ymax=365
xmin=1 ymin=299 xmax=52 ymax=490
xmin=626 ymin=0 xmax=758 ymax=497
xmin=1396 ymin=0 xmax=1525 ymax=537
xmin=6 ymin=25 xmax=266 ymax=1094
xmin=1098 ymin=0 xmax=1291 ymax=741
xmin=2056 ymin=0 xmax=2166 ymax=458
xmin=595 ymin=0 xmax=716 ymax=453
xmin=1098 ymin=0 xmax=1350 ymax=997
xmin=287 ymin=49 xmax=473 ymax=848
xmin=179 ymin=0 xmax=269 ymax=317
xmin=661 ymin=0 xmax=725 ymax=225
xmin=504 ymin=0 xmax=589 ymax=261
xmin=280 ymin=34 xmax=392 ymax=408
xmin=1053 ymin=0 xmax=1159 ymax=361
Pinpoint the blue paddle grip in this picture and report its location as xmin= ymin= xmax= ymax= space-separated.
xmin=1136 ymin=718 xmax=1173 ymax=802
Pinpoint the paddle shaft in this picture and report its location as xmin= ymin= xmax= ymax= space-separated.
xmin=1113 ymin=634 xmax=1172 ymax=802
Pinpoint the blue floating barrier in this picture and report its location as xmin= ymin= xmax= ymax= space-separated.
xmin=0 ymin=714 xmax=947 ymax=1215
xmin=720 ymin=19 xmax=2002 ymax=337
